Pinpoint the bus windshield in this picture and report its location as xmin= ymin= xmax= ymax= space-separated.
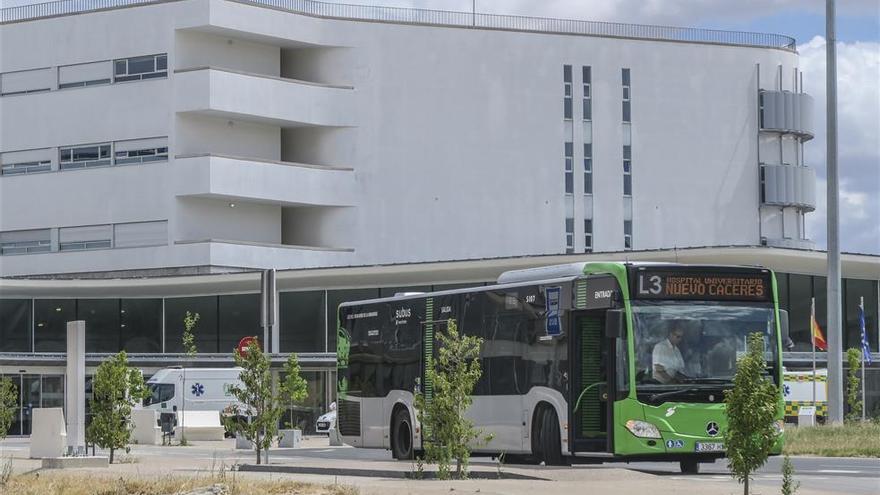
xmin=631 ymin=301 xmax=778 ymax=394
xmin=143 ymin=383 xmax=175 ymax=406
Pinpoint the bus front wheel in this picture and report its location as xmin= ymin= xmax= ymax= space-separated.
xmin=391 ymin=408 xmax=414 ymax=460
xmin=535 ymin=406 xmax=566 ymax=466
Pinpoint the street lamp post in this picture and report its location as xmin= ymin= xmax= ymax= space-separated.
xmin=825 ymin=0 xmax=844 ymax=425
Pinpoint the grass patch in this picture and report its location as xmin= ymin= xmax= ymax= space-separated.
xmin=0 ymin=472 xmax=358 ymax=495
xmin=784 ymin=422 xmax=880 ymax=457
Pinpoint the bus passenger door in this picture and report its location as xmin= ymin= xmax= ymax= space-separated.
xmin=570 ymin=311 xmax=611 ymax=453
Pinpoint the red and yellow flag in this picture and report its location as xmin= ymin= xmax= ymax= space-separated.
xmin=812 ymin=314 xmax=828 ymax=351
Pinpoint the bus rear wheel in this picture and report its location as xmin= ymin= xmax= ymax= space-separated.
xmin=680 ymin=460 xmax=700 ymax=474
xmin=391 ymin=408 xmax=414 ymax=460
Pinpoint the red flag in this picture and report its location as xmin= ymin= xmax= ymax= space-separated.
xmin=811 ymin=314 xmax=827 ymax=351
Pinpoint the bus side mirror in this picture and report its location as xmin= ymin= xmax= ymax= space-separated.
xmin=605 ymin=310 xmax=625 ymax=339
xmin=779 ymin=309 xmax=794 ymax=350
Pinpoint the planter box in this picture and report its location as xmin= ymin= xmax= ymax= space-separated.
xmin=278 ymin=429 xmax=301 ymax=448
xmin=235 ymin=435 xmax=253 ymax=450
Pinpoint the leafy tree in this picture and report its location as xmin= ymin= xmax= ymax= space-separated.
xmin=280 ymin=353 xmax=309 ymax=430
xmin=845 ymin=348 xmax=863 ymax=422
xmin=0 ymin=377 xmax=17 ymax=439
xmin=414 ymin=319 xmax=490 ymax=480
xmin=86 ymin=351 xmax=148 ymax=463
xmin=724 ymin=332 xmax=781 ymax=495
xmin=179 ymin=311 xmax=200 ymax=445
xmin=227 ymin=337 xmax=281 ymax=464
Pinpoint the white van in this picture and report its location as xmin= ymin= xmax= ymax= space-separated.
xmin=142 ymin=367 xmax=244 ymax=414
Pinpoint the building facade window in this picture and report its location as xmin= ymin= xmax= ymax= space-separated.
xmin=584 ymin=219 xmax=593 ymax=253
xmin=624 ymin=220 xmax=632 ymax=249
xmin=0 ymin=229 xmax=51 ymax=255
xmin=584 ymin=143 xmax=593 ymax=194
xmin=565 ymin=218 xmax=574 ymax=254
xmin=60 ymin=143 xmax=111 ymax=169
xmin=1 ymin=160 xmax=51 ymax=176
xmin=114 ymin=54 xmax=167 ymax=82
xmin=58 ymin=60 xmax=112 ymax=89
xmin=120 ymin=298 xmax=162 ymax=353
xmin=115 ymin=146 xmax=168 ymax=165
xmin=164 ymin=296 xmax=220 ymax=353
xmin=622 ymin=68 xmax=631 ymax=122
xmin=564 ymin=141 xmax=574 ymax=194
xmin=0 ymin=299 xmax=32 ymax=352
xmin=280 ymin=291 xmax=326 ymax=353
xmin=34 ymin=299 xmax=75 ymax=352
xmin=78 ymin=298 xmax=121 ymax=353
xmin=59 ymin=224 xmax=112 ymax=251
xmin=563 ymin=65 xmax=573 ymax=120
xmin=582 ymin=66 xmax=592 ymax=120
xmin=623 ymin=145 xmax=632 ymax=196
xmin=218 ymin=294 xmax=261 ymax=354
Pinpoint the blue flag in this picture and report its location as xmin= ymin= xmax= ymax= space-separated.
xmin=860 ymin=304 xmax=873 ymax=365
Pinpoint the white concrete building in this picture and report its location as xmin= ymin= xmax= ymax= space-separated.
xmin=1 ymin=0 xmax=816 ymax=279
xmin=1 ymin=0 xmax=875 ymax=436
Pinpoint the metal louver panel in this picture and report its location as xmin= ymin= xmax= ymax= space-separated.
xmin=760 ymin=90 xmax=814 ymax=139
xmin=580 ymin=317 xmax=603 ymax=437
xmin=762 ymin=164 xmax=816 ymax=211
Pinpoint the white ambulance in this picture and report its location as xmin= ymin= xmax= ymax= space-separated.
xmin=141 ymin=367 xmax=244 ymax=414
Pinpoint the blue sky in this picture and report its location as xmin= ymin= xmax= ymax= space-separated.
xmin=2 ymin=0 xmax=879 ymax=254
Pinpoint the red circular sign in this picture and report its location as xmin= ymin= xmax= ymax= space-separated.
xmin=237 ymin=336 xmax=258 ymax=357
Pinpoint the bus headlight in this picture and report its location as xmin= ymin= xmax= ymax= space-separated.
xmin=625 ymin=420 xmax=661 ymax=439
xmin=773 ymin=420 xmax=784 ymax=436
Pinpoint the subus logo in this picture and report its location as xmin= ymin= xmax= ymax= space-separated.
xmin=594 ymin=290 xmax=613 ymax=299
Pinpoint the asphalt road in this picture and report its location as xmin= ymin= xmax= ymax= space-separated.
xmin=1 ymin=436 xmax=877 ymax=494
xmin=609 ymin=456 xmax=880 ymax=495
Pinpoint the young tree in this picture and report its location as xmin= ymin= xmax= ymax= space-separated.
xmin=280 ymin=352 xmax=309 ymax=430
xmin=0 ymin=377 xmax=17 ymax=439
xmin=86 ymin=351 xmax=148 ymax=463
xmin=724 ymin=332 xmax=781 ymax=495
xmin=781 ymin=454 xmax=800 ymax=495
xmin=179 ymin=311 xmax=200 ymax=445
xmin=414 ymin=319 xmax=489 ymax=480
xmin=227 ymin=337 xmax=281 ymax=465
xmin=845 ymin=348 xmax=863 ymax=422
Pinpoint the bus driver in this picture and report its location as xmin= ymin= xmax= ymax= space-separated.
xmin=652 ymin=326 xmax=687 ymax=384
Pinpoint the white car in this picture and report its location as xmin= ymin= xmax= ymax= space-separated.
xmin=315 ymin=402 xmax=337 ymax=434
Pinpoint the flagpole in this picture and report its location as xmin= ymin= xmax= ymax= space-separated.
xmin=812 ymin=297 xmax=817 ymax=408
xmin=861 ymin=297 xmax=866 ymax=422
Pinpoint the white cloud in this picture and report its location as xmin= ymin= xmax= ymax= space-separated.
xmin=799 ymin=37 xmax=880 ymax=254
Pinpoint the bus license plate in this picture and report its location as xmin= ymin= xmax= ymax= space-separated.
xmin=695 ymin=442 xmax=724 ymax=452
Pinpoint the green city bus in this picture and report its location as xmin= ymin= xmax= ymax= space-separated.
xmin=336 ymin=262 xmax=786 ymax=473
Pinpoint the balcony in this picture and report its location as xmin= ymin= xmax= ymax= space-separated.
xmin=173 ymin=154 xmax=355 ymax=207
xmin=174 ymin=67 xmax=355 ymax=128
xmin=761 ymin=164 xmax=816 ymax=211
xmin=759 ymin=91 xmax=814 ymax=140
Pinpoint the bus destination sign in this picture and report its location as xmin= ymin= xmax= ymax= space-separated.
xmin=634 ymin=270 xmax=771 ymax=301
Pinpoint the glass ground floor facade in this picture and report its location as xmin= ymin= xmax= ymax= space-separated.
xmin=0 ymin=368 xmax=335 ymax=436
xmin=0 ymin=258 xmax=878 ymax=434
